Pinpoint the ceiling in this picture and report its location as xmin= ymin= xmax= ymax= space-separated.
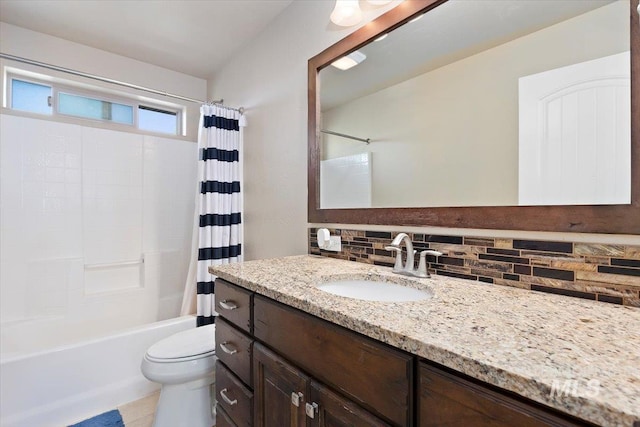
xmin=0 ymin=0 xmax=294 ymax=79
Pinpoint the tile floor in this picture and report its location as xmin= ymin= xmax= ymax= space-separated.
xmin=117 ymin=392 xmax=159 ymax=427
xmin=75 ymin=391 xmax=217 ymax=427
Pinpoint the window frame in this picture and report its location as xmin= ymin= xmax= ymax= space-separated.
xmin=6 ymin=72 xmax=184 ymax=136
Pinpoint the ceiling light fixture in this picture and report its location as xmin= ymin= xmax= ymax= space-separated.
xmin=331 ymin=51 xmax=367 ymax=71
xmin=409 ymin=14 xmax=424 ymax=23
xmin=374 ymin=33 xmax=388 ymax=42
xmin=330 ymin=0 xmax=363 ymax=27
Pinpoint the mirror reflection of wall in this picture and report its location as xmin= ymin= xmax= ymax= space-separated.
xmin=319 ymin=0 xmax=630 ymax=209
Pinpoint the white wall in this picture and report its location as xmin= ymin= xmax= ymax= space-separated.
xmin=0 ymin=23 xmax=206 ymax=140
xmin=0 ymin=114 xmax=197 ymax=357
xmin=207 ymin=1 xmax=402 ymax=260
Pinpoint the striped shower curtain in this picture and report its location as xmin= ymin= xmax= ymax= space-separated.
xmin=182 ymin=104 xmax=246 ymax=327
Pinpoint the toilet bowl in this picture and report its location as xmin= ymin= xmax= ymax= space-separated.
xmin=141 ymin=323 xmax=217 ymax=427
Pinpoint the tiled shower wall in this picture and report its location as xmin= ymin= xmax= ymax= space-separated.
xmin=1 ymin=114 xmax=197 ymax=356
xmin=308 ymin=228 xmax=640 ymax=307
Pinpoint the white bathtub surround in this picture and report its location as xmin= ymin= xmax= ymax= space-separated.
xmin=81 ymin=127 xmax=144 ymax=289
xmin=0 ymin=316 xmax=194 ymax=427
xmin=0 ymin=114 xmax=197 ymax=357
xmin=320 ymin=152 xmax=372 ymax=209
xmin=183 ymin=104 xmax=246 ymax=326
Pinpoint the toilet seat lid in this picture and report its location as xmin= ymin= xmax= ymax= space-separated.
xmin=146 ymin=324 xmax=216 ymax=360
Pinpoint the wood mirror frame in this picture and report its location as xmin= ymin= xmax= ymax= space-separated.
xmin=308 ymin=0 xmax=639 ymax=234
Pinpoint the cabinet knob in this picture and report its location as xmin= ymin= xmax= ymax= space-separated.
xmin=291 ymin=391 xmax=304 ymax=407
xmin=305 ymin=402 xmax=319 ymax=418
xmin=218 ymin=299 xmax=238 ymax=310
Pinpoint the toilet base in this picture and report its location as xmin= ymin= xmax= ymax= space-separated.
xmin=152 ymin=374 xmax=216 ymax=427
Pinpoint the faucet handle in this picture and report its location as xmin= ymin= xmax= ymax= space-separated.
xmin=417 ymin=250 xmax=442 ymax=278
xmin=420 ymin=250 xmax=443 ymax=258
xmin=385 ymin=246 xmax=404 ymax=273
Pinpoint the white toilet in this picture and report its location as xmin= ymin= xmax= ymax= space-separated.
xmin=141 ymin=323 xmax=217 ymax=427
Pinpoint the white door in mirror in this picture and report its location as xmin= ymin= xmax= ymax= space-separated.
xmin=518 ymin=52 xmax=630 ymax=205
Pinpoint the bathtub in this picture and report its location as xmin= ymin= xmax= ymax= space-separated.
xmin=0 ymin=315 xmax=195 ymax=427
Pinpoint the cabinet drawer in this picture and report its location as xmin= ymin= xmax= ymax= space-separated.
xmin=419 ymin=362 xmax=592 ymax=427
xmin=216 ymin=406 xmax=238 ymax=427
xmin=216 ymin=361 xmax=253 ymax=427
xmin=254 ymin=295 xmax=413 ymax=426
xmin=216 ymin=316 xmax=253 ymax=386
xmin=215 ymin=279 xmax=252 ymax=333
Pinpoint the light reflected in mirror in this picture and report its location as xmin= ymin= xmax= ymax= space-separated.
xmin=319 ymin=0 xmax=631 ymax=209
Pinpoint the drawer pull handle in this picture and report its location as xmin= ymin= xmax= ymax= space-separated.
xmin=219 ymin=388 xmax=238 ymax=406
xmin=220 ymin=342 xmax=238 ymax=355
xmin=218 ymin=300 xmax=238 ymax=310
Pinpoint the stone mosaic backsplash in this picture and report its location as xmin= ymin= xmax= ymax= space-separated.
xmin=308 ymin=228 xmax=640 ymax=307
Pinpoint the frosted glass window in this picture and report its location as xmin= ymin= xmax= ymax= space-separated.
xmin=11 ymin=79 xmax=52 ymax=114
xmin=9 ymin=75 xmax=183 ymax=135
xmin=58 ymin=92 xmax=134 ymax=125
xmin=138 ymin=106 xmax=178 ymax=134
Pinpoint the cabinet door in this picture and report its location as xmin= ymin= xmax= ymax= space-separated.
xmin=307 ymin=381 xmax=392 ymax=427
xmin=254 ymin=343 xmax=309 ymax=427
xmin=254 ymin=295 xmax=412 ymax=426
xmin=419 ymin=362 xmax=591 ymax=427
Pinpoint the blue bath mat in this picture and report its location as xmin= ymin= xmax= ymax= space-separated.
xmin=68 ymin=409 xmax=125 ymax=427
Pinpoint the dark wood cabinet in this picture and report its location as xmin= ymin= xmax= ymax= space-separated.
xmin=215 ymin=280 xmax=255 ymax=427
xmin=215 ymin=278 xmax=597 ymax=427
xmin=418 ymin=362 xmax=593 ymax=427
xmin=216 ymin=279 xmax=410 ymax=427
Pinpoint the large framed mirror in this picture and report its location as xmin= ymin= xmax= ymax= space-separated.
xmin=308 ymin=0 xmax=639 ymax=234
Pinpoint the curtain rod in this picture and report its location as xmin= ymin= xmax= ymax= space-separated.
xmin=0 ymin=52 xmax=244 ymax=113
xmin=321 ymin=129 xmax=370 ymax=144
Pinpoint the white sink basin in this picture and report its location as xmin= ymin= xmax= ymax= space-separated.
xmin=317 ymin=278 xmax=432 ymax=302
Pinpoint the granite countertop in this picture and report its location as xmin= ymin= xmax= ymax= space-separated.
xmin=210 ymin=255 xmax=640 ymax=427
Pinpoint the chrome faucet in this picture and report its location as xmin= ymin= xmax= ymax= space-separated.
xmin=386 ymin=233 xmax=415 ymax=274
xmin=385 ymin=233 xmax=442 ymax=278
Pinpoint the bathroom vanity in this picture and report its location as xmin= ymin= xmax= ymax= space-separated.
xmin=210 ymin=255 xmax=640 ymax=427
